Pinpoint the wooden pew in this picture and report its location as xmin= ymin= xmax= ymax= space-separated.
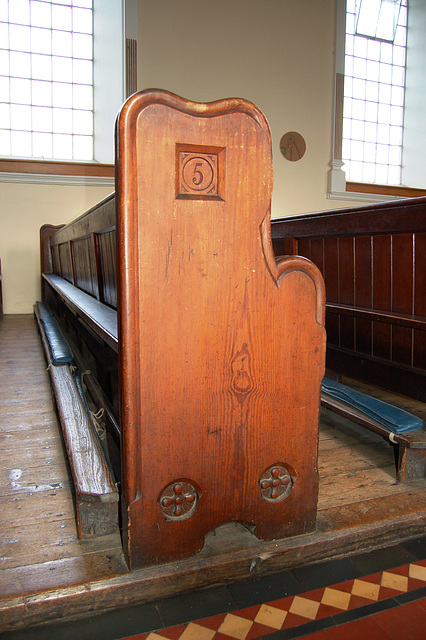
xmin=34 ymin=300 xmax=119 ymax=538
xmin=271 ymin=198 xmax=426 ymax=480
xmin=39 ymin=89 xmax=326 ymax=569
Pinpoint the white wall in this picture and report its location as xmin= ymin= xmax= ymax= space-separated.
xmin=0 ymin=183 xmax=112 ymax=314
xmin=1 ymin=0 xmax=369 ymax=314
xmin=137 ymin=0 xmax=362 ymax=218
xmin=403 ymin=0 xmax=426 ymax=188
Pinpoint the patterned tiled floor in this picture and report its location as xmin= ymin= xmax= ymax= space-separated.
xmin=132 ymin=560 xmax=426 ymax=639
xmin=2 ymin=537 xmax=426 ymax=640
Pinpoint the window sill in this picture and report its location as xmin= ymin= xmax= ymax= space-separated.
xmin=0 ymin=159 xmax=115 ymax=186
xmin=346 ymin=182 xmax=426 ymax=198
xmin=327 ymin=161 xmax=426 ymax=202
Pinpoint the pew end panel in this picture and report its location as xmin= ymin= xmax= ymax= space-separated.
xmin=116 ymin=90 xmax=326 ymax=569
xmin=39 ymin=89 xmax=326 ymax=570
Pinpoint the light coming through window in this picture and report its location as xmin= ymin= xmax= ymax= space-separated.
xmin=343 ymin=0 xmax=407 ymax=185
xmin=0 ymin=0 xmax=94 ymax=161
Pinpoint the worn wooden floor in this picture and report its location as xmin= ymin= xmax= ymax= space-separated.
xmin=0 ymin=314 xmax=425 ymax=632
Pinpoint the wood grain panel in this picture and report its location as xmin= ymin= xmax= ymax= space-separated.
xmin=338 ymin=237 xmax=355 ymax=350
xmin=325 ymin=310 xmax=339 ymax=346
xmin=323 ymin=238 xmax=339 ymax=303
xmin=392 ymin=234 xmax=414 ymax=315
xmin=414 ymin=232 xmax=426 ymax=317
xmin=271 ymin=198 xmax=426 ymax=398
xmin=58 ymin=242 xmax=73 ymax=283
xmin=310 ymin=238 xmax=324 ymax=275
xmin=116 ymin=90 xmax=326 ymax=568
xmin=96 ymin=230 xmax=117 ymax=308
xmin=298 ymin=238 xmax=311 ymax=261
xmin=413 ymin=232 xmax=426 ymax=370
xmin=372 ymin=234 xmax=392 ymax=360
xmin=71 ymin=236 xmax=99 ymax=298
xmin=338 ymin=237 xmax=355 ymax=305
xmin=51 ymin=244 xmax=60 ymax=274
xmin=355 ymin=236 xmax=372 ymax=308
xmin=391 ymin=234 xmax=414 ymax=366
xmin=355 ymin=236 xmax=372 ymax=355
xmin=372 ymin=235 xmax=392 ymax=311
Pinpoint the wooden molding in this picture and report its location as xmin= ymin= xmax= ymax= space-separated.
xmin=0 ymin=158 xmax=115 ymax=178
xmin=126 ymin=38 xmax=138 ymax=98
xmin=347 ymin=181 xmax=426 ymax=198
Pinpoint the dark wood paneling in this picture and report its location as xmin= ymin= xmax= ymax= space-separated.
xmin=338 ymin=237 xmax=355 ymax=305
xmin=391 ymin=234 xmax=414 ymax=367
xmin=298 ymin=238 xmax=311 ymax=261
xmin=338 ymin=237 xmax=355 ymax=351
xmin=372 ymin=235 xmax=392 ymax=310
xmin=72 ymin=236 xmax=99 ymax=299
xmin=325 ymin=309 xmax=339 ymax=346
xmin=323 ymin=239 xmax=339 ymax=304
xmin=96 ymin=230 xmax=117 ymax=308
xmin=414 ymin=232 xmax=426 ymax=317
xmin=354 ymin=236 xmax=372 ymax=356
xmin=392 ymin=234 xmax=414 ymax=315
xmin=51 ymin=244 xmax=60 ymax=274
xmin=355 ymin=236 xmax=372 ymax=308
xmin=58 ymin=242 xmax=73 ymax=283
xmin=310 ymin=238 xmax=324 ymax=274
xmin=271 ymin=196 xmax=426 ymax=239
xmin=271 ymin=196 xmax=426 ymax=399
xmin=414 ymin=232 xmax=426 ymax=370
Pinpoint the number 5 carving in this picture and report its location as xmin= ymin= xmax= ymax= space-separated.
xmin=192 ymin=162 xmax=204 ymax=186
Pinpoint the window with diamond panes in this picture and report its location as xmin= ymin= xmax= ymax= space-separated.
xmin=0 ymin=0 xmax=94 ymax=161
xmin=343 ymin=0 xmax=407 ymax=185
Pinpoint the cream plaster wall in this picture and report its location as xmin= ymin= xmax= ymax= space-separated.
xmin=2 ymin=0 xmax=368 ymax=314
xmin=0 ymin=183 xmax=112 ymax=314
xmin=137 ymin=0 xmax=362 ymax=218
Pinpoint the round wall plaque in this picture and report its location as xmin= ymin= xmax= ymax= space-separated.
xmin=280 ymin=132 xmax=306 ymax=161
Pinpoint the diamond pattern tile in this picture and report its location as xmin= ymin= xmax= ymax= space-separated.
xmin=254 ymin=604 xmax=287 ymax=629
xmin=122 ymin=561 xmax=426 ymax=640
xmin=380 ymin=571 xmax=408 ymax=592
xmin=321 ymin=586 xmax=351 ymax=610
xmin=351 ymin=578 xmax=381 ymax=600
xmin=179 ymin=623 xmax=217 ymax=640
xmin=409 ymin=563 xmax=426 ymax=581
xmin=217 ymin=613 xmax=253 ymax=639
xmin=289 ymin=595 xmax=321 ymax=620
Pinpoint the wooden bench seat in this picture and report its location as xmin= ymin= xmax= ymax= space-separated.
xmin=39 ymin=89 xmax=326 ymax=569
xmin=43 ymin=273 xmax=118 ymax=351
xmin=321 ymin=391 xmax=426 ymax=482
xmin=34 ymin=301 xmax=119 ymax=538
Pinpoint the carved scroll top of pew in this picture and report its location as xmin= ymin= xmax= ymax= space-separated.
xmin=115 ymin=90 xmax=326 ymax=568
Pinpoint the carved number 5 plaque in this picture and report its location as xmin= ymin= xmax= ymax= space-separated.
xmin=177 ymin=144 xmax=224 ymax=200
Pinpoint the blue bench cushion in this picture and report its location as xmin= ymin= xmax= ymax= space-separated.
xmin=322 ymin=378 xmax=424 ymax=434
xmin=36 ymin=301 xmax=74 ymax=365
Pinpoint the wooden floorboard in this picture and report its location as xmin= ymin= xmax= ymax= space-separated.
xmin=0 ymin=314 xmax=424 ymax=633
xmin=0 ymin=315 xmax=126 ymax=605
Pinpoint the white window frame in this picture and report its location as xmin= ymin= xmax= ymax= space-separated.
xmin=0 ymin=0 xmax=137 ymax=186
xmin=329 ymin=0 xmax=426 ymax=201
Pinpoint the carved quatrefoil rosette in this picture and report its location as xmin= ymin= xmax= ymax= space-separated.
xmin=260 ymin=464 xmax=294 ymax=502
xmin=159 ymin=480 xmax=199 ymax=521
